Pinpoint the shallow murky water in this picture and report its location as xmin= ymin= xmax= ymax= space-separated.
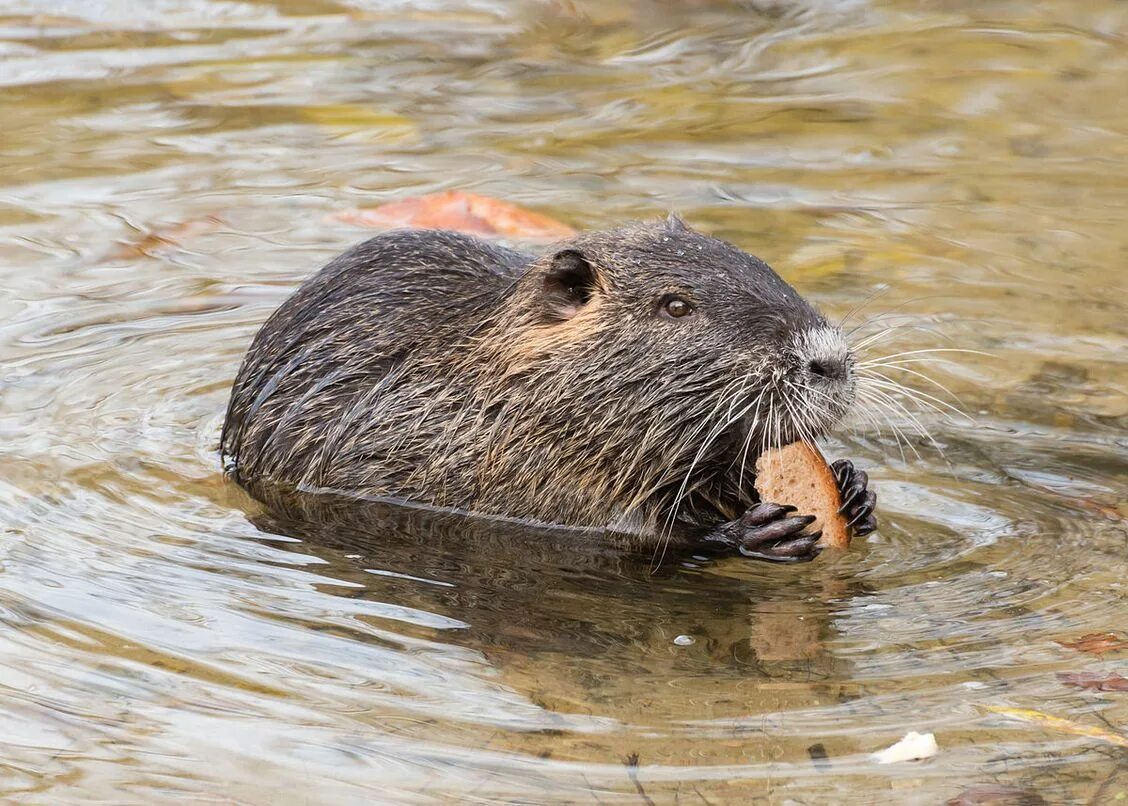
xmin=2 ymin=0 xmax=1126 ymax=802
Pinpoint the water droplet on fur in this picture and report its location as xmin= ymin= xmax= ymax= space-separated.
xmin=673 ymin=635 xmax=695 ymax=646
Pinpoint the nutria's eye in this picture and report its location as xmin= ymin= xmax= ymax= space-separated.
xmin=660 ymin=295 xmax=694 ymax=319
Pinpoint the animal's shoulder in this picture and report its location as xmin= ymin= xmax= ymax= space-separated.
xmin=255 ymin=229 xmax=530 ymax=346
xmin=316 ymin=229 xmax=530 ymax=294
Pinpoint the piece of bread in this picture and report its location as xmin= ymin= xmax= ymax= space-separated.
xmin=755 ymin=442 xmax=850 ymax=549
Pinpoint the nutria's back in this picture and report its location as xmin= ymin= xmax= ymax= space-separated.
xmin=222 ymin=217 xmax=857 ymax=544
xmin=222 ymin=229 xmax=526 ymax=489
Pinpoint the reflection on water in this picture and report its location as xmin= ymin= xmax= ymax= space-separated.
xmin=1 ymin=0 xmax=1126 ymax=802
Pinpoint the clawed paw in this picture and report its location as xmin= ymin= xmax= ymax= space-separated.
xmin=832 ymin=459 xmax=878 ymax=536
xmin=710 ymin=502 xmax=823 ymax=564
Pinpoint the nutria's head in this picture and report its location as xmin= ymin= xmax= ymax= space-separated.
xmin=471 ymin=216 xmax=856 ymax=522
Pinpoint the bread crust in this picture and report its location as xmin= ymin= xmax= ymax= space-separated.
xmin=755 ymin=442 xmax=850 ymax=549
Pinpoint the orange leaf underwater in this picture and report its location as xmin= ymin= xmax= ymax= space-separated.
xmin=331 ymin=191 xmax=576 ymax=241
xmin=1057 ymin=671 xmax=1128 ymax=691
xmin=106 ymin=215 xmax=225 ymax=260
xmin=1058 ymin=632 xmax=1128 ymax=655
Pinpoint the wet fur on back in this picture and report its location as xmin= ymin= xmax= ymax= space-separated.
xmin=222 ymin=217 xmax=855 ymax=546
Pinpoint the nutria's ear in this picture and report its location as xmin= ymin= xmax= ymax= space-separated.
xmin=666 ymin=211 xmax=688 ymax=232
xmin=541 ymin=249 xmax=601 ymax=321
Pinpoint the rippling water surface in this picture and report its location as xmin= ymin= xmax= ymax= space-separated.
xmin=2 ymin=0 xmax=1126 ymax=802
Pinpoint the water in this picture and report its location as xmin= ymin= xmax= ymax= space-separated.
xmin=1 ymin=0 xmax=1126 ymax=802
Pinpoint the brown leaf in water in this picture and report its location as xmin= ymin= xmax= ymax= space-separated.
xmin=106 ymin=216 xmax=225 ymax=260
xmin=946 ymin=784 xmax=1046 ymax=805
xmin=330 ymin=191 xmax=575 ymax=242
xmin=1058 ymin=633 xmax=1128 ymax=655
xmin=1057 ymin=671 xmax=1128 ymax=691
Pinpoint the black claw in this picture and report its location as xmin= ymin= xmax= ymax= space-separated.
xmin=853 ymin=513 xmax=877 ymax=536
xmin=739 ymin=529 xmax=823 ymax=563
xmin=837 ymin=470 xmax=869 ymax=512
xmin=847 ymin=490 xmax=878 ymax=528
xmin=744 ymin=514 xmax=816 ymax=544
xmin=741 ymin=502 xmax=797 ymax=526
xmin=831 ymin=458 xmax=879 ymax=537
xmin=740 ymin=542 xmax=823 ymax=564
xmin=700 ymin=502 xmax=824 ymax=564
xmin=771 ymin=532 xmax=823 ymax=557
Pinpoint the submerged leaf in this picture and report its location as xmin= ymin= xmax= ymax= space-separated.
xmin=946 ymin=784 xmax=1046 ymax=805
xmin=106 ymin=216 xmax=224 ymax=260
xmin=1058 ymin=633 xmax=1128 ymax=655
xmin=1057 ymin=671 xmax=1128 ymax=691
xmin=299 ymin=104 xmax=417 ymax=142
xmin=981 ymin=705 xmax=1128 ymax=748
xmin=331 ymin=191 xmax=575 ymax=242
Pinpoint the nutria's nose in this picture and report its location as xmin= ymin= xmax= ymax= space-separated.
xmin=795 ymin=325 xmax=853 ymax=385
xmin=807 ymin=357 xmax=847 ymax=382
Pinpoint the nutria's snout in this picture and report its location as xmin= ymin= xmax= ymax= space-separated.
xmin=792 ymin=323 xmax=857 ymax=428
xmin=795 ymin=325 xmax=855 ymax=386
xmin=746 ymin=323 xmax=857 ymax=450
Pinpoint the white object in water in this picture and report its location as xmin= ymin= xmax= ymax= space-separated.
xmin=872 ymin=731 xmax=939 ymax=764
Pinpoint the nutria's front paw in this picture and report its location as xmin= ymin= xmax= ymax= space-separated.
xmin=832 ymin=459 xmax=877 ymax=536
xmin=704 ymin=503 xmax=823 ymax=564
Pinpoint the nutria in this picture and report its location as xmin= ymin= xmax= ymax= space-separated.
xmin=221 ymin=216 xmax=876 ymax=562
